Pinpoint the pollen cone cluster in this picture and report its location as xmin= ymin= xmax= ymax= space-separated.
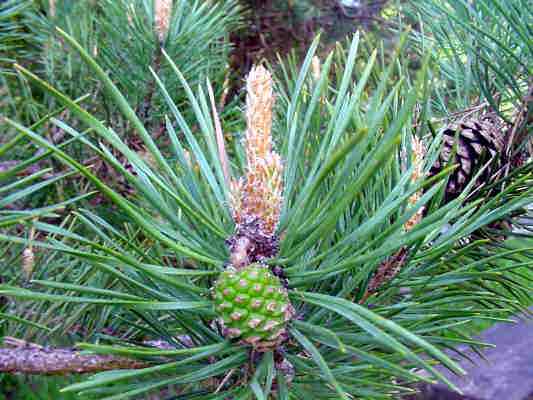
xmin=230 ymin=65 xmax=283 ymax=238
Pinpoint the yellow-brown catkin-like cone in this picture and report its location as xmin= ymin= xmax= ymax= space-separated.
xmin=231 ymin=66 xmax=284 ymax=236
xmin=245 ymin=66 xmax=274 ymax=163
xmin=403 ymin=136 xmax=427 ymax=232
xmin=154 ymin=0 xmax=172 ymax=42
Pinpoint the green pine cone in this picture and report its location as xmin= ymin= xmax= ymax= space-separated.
xmin=213 ymin=264 xmax=293 ymax=348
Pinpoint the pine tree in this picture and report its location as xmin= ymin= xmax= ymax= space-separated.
xmin=0 ymin=21 xmax=531 ymax=398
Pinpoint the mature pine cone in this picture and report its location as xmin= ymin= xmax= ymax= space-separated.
xmin=429 ymin=115 xmax=505 ymax=203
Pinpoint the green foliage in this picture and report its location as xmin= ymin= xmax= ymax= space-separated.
xmin=0 ymin=0 xmax=242 ymax=259
xmin=96 ymin=0 xmax=241 ymax=122
xmin=1 ymin=0 xmax=241 ymax=129
xmin=0 ymin=375 xmax=81 ymax=400
xmin=409 ymin=0 xmax=531 ymax=120
xmin=0 ymin=0 xmax=40 ymax=70
xmin=0 ymin=26 xmax=531 ymax=399
xmin=0 ymin=97 xmax=97 ymax=238
xmin=39 ymin=1 xmax=100 ymax=104
xmin=0 ymin=0 xmax=46 ymax=122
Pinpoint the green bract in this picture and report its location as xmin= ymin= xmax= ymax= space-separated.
xmin=214 ymin=265 xmax=293 ymax=348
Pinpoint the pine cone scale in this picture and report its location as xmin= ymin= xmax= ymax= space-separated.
xmin=430 ymin=115 xmax=506 ymax=201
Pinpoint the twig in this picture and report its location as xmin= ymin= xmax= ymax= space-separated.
xmin=412 ymin=100 xmax=491 ymax=128
xmin=0 ymin=338 xmax=147 ymax=375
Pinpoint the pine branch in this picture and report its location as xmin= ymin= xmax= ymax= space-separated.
xmin=0 ymin=337 xmax=147 ymax=375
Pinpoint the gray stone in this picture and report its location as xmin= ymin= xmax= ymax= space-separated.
xmin=410 ymin=307 xmax=533 ymax=400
